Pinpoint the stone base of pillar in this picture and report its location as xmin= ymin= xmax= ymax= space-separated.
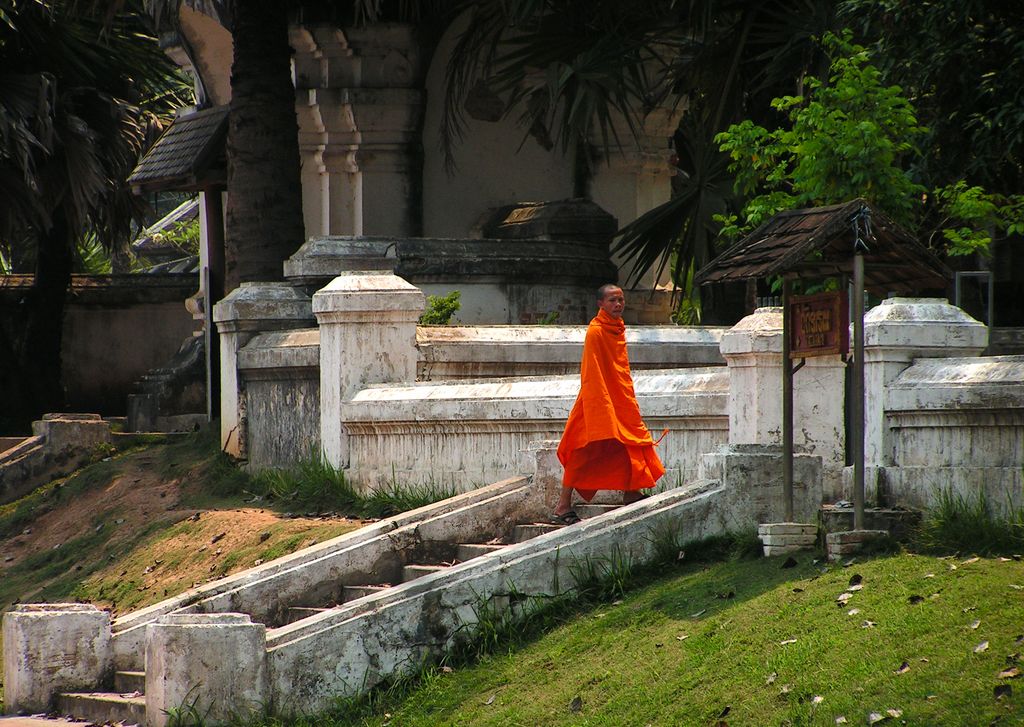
xmin=2 ymin=604 xmax=111 ymax=713
xmin=700 ymin=444 xmax=823 ymax=527
xmin=825 ymin=529 xmax=890 ymax=561
xmin=145 ymin=613 xmax=267 ymax=727
xmin=758 ymin=522 xmax=818 ymax=556
xmin=522 ymin=439 xmax=562 ymax=513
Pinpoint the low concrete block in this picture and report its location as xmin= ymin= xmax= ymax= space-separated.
xmin=759 ymin=522 xmax=817 ymax=555
xmin=145 ymin=614 xmax=267 ymax=727
xmin=826 ymin=529 xmax=890 ymax=561
xmin=2 ymin=604 xmax=111 ymax=714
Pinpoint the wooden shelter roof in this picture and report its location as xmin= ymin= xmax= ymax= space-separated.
xmin=129 ymin=106 xmax=228 ymax=193
xmin=694 ymin=199 xmax=951 ymax=294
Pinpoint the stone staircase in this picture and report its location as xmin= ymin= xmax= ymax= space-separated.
xmin=47 ymin=509 xmax=608 ymax=725
xmin=6 ymin=447 xmax=729 ymax=727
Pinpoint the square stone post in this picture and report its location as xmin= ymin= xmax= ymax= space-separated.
xmin=145 ymin=614 xmax=267 ymax=727
xmin=312 ymin=272 xmax=425 ymax=468
xmin=3 ymin=604 xmax=111 ymax=713
xmin=860 ymin=298 xmax=987 ymax=495
xmin=522 ymin=439 xmax=563 ymax=513
xmin=703 ymin=306 xmax=846 ymax=526
xmin=212 ymin=283 xmax=313 ymax=457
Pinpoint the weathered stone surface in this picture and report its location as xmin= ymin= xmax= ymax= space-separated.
xmin=700 ymin=444 xmax=823 ymax=527
xmin=264 ymin=481 xmax=726 ymax=712
xmin=212 ymin=282 xmax=314 ymax=456
xmin=237 ymin=329 xmax=321 ymax=469
xmin=863 ymin=298 xmax=988 ymax=471
xmin=313 ymin=273 xmax=424 ymax=467
xmin=146 ymin=614 xmax=267 ymax=727
xmin=720 ymin=307 xmax=846 ymax=496
xmin=284 ymin=236 xmax=618 ymax=324
xmin=342 ymin=367 xmax=728 ymax=490
xmin=0 ymin=415 xmax=112 ymax=506
xmin=108 ymin=476 xmax=541 ymax=671
xmin=2 ymin=604 xmax=111 ymax=713
xmin=826 ymin=529 xmax=890 ymax=560
xmin=417 ymin=324 xmax=725 ymax=379
xmin=819 ymin=505 xmax=920 ymax=542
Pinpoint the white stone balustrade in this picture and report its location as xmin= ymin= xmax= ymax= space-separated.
xmin=212 ymin=283 xmax=314 ymax=457
xmin=312 ymin=272 xmax=425 ymax=467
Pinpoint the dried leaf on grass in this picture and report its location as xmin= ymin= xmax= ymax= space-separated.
xmin=999 ymin=666 xmax=1022 ymax=679
xmin=975 ymin=641 xmax=990 ymax=653
xmin=994 ymin=684 xmax=1012 ymax=700
xmin=895 ymin=661 xmax=911 ymax=675
xmin=569 ymin=696 xmax=582 ymax=713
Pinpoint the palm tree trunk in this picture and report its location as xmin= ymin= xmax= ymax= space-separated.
xmin=3 ymin=214 xmax=74 ymax=432
xmin=223 ymin=0 xmax=306 ymax=293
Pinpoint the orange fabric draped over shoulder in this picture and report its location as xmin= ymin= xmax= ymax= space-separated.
xmin=556 ymin=308 xmax=665 ymax=501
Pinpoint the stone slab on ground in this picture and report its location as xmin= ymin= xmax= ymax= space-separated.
xmin=826 ymin=529 xmax=890 ymax=561
xmin=819 ymin=505 xmax=921 ymax=541
xmin=758 ymin=522 xmax=817 ymax=556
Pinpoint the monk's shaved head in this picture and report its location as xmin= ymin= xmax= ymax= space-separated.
xmin=597 ymin=283 xmax=622 ymax=301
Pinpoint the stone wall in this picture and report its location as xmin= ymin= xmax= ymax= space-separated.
xmin=0 ymin=274 xmax=197 ymax=417
xmin=879 ymin=355 xmax=1024 ymax=513
xmin=342 ymin=368 xmax=729 ymax=490
xmin=236 ymin=321 xmax=726 ymax=469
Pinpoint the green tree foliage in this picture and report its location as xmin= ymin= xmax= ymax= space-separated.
xmin=418 ymin=290 xmax=461 ymax=325
xmin=715 ymin=32 xmax=1024 ymax=257
xmin=841 ymin=0 xmax=1024 ymax=193
xmin=0 ymin=0 xmax=188 ymax=432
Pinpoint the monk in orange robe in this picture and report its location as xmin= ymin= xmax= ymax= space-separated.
xmin=553 ymin=284 xmax=665 ymax=524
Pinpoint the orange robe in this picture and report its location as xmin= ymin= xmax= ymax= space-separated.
xmin=557 ymin=308 xmax=665 ymax=501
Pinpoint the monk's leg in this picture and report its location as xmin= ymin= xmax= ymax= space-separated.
xmin=554 ymin=487 xmax=574 ymax=516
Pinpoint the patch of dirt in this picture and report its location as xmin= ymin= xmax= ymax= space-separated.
xmin=0 ymin=445 xmax=365 ymax=616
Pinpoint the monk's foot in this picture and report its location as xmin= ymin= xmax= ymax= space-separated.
xmin=622 ymin=491 xmax=650 ymax=505
xmin=551 ymin=510 xmax=581 ymax=525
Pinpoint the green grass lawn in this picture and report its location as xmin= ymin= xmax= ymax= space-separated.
xmin=331 ymin=552 xmax=1024 ymax=726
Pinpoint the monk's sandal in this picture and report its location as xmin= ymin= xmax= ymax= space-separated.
xmin=551 ymin=510 xmax=581 ymax=525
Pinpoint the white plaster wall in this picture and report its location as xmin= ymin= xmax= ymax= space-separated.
xmin=341 ymin=368 xmax=729 ymax=490
xmin=421 ymin=15 xmax=575 ymax=238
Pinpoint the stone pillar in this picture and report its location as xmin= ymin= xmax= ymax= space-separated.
xmin=589 ymin=105 xmax=683 ymax=293
xmin=720 ymin=307 xmax=785 ymax=446
xmin=145 ymin=614 xmax=267 ymax=727
xmin=862 ymin=298 xmax=987 ymax=472
xmin=720 ymin=306 xmax=846 ymax=484
xmin=522 ymin=439 xmax=563 ymax=513
xmin=293 ymin=24 xmax=425 ymax=239
xmin=212 ymin=283 xmax=313 ymax=456
xmin=3 ymin=604 xmax=111 ymax=713
xmin=312 ymin=272 xmax=425 ymax=467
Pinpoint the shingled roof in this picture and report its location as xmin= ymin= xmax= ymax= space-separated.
xmin=694 ymin=199 xmax=951 ymax=294
xmin=129 ymin=106 xmax=228 ymax=193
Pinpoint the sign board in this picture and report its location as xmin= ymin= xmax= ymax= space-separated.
xmin=789 ymin=291 xmax=848 ymax=358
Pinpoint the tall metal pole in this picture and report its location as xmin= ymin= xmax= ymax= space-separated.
xmin=852 ymin=252 xmax=866 ymax=530
xmin=782 ymin=278 xmax=794 ymax=522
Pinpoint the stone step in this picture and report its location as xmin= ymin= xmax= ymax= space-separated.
xmin=574 ymin=503 xmax=620 ymax=519
xmin=455 ymin=543 xmax=507 ymax=561
xmin=401 ymin=564 xmax=449 ymax=582
xmin=343 ymin=584 xmax=391 ymax=601
xmin=285 ymin=606 xmax=331 ymax=624
xmin=113 ymin=670 xmax=146 ymax=694
xmin=56 ymin=692 xmax=145 ymax=726
xmin=513 ymin=523 xmax=562 ymax=543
